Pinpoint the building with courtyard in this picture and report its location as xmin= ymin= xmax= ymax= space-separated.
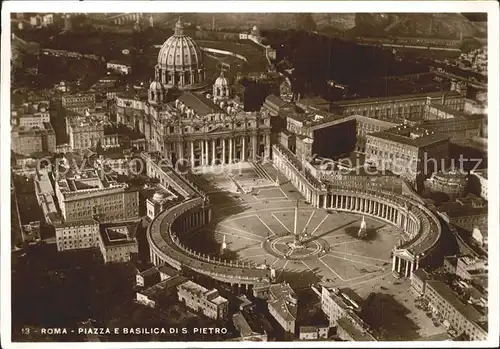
xmin=98 ymin=223 xmax=139 ymax=263
xmin=365 ymin=125 xmax=450 ymax=184
xmin=334 ymin=90 xmax=465 ymax=123
xmin=54 ymin=166 xmax=139 ymax=223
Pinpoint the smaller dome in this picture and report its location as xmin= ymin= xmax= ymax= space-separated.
xmin=252 ymin=25 xmax=258 ymax=31
xmin=152 ymin=191 xmax=167 ymax=202
xmin=214 ymin=72 xmax=229 ymax=86
xmin=149 ymin=80 xmax=164 ymax=91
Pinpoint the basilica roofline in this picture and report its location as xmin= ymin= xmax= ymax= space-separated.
xmin=159 ymin=128 xmax=272 ymax=141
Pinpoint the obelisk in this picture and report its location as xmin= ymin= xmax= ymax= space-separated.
xmin=293 ymin=200 xmax=299 ymax=243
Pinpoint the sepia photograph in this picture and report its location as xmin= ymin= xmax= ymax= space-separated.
xmin=1 ymin=1 xmax=498 ymax=348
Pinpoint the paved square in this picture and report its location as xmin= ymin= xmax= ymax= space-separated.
xmin=184 ymin=202 xmax=398 ymax=290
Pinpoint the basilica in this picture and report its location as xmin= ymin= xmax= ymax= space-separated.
xmin=115 ymin=19 xmax=272 ymax=166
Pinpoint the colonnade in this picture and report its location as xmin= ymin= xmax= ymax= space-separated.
xmin=175 ymin=208 xmax=211 ymax=233
xmin=161 ymin=133 xmax=270 ymax=167
xmin=392 ymin=253 xmax=420 ymax=277
xmin=272 ymin=146 xmax=319 ymax=207
xmin=148 ymin=198 xmax=273 ymax=285
xmin=325 ymin=194 xmax=409 ymax=229
xmin=150 ymin=206 xmax=210 ymax=266
xmin=271 ymin=143 xmax=433 ymax=278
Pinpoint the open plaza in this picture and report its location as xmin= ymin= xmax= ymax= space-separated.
xmin=181 ymin=161 xmax=448 ymax=339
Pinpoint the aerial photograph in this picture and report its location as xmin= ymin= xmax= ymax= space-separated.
xmin=5 ymin=7 xmax=494 ymax=345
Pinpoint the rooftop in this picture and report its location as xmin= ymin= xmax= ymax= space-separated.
xmin=157 ymin=264 xmax=179 ymax=278
xmin=413 ymin=268 xmax=431 ymax=281
xmin=54 ymin=218 xmax=98 ymax=229
xmin=178 ymin=281 xmax=228 ymax=306
xmin=139 ymin=266 xmax=160 ymax=278
xmin=268 ymin=283 xmax=297 ymax=322
xmin=233 ymin=313 xmax=254 ymax=338
xmin=310 ymin=113 xmax=398 ymax=131
xmin=67 ymin=113 xmax=105 ymax=129
xmin=12 ymin=100 xmax=49 ymax=115
xmin=35 ymin=169 xmax=54 ymax=194
xmin=12 ymin=122 xmax=55 ymax=136
xmin=426 ymin=280 xmax=486 ymax=325
xmin=439 ymin=203 xmax=488 ymax=218
xmin=337 ymin=317 xmax=376 ymax=341
xmin=336 ymin=90 xmax=461 ymax=107
xmin=237 ymin=295 xmax=253 ymax=310
xmin=427 ymin=171 xmax=467 ymax=184
xmin=62 ymin=92 xmax=96 ymax=100
xmin=368 ymin=125 xmax=449 ymax=148
xmin=296 ymin=96 xmax=330 ymax=112
xmin=323 ymin=287 xmax=361 ymax=312
xmin=177 ymin=92 xmax=223 ymax=117
xmin=428 ymin=102 xmax=483 ymax=120
xmin=55 ymin=165 xmax=129 ymax=199
xmin=265 ymin=94 xmax=289 ymax=109
xmin=299 ymin=326 xmax=318 ymax=334
xmin=99 ymin=222 xmax=138 ymax=247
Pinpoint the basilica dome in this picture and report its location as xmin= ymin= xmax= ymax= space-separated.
xmin=155 ymin=18 xmax=207 ymax=90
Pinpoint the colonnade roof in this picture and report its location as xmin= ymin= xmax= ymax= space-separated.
xmin=148 ymin=198 xmax=271 ymax=283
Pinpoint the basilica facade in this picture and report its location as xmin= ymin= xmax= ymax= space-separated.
xmin=115 ymin=19 xmax=271 ymax=165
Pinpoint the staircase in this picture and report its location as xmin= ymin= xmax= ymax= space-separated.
xmin=252 ymin=161 xmax=274 ymax=182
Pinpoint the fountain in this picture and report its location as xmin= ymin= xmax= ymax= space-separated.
xmin=357 ymin=215 xmax=367 ymax=239
xmin=221 ymin=234 xmax=227 ymax=253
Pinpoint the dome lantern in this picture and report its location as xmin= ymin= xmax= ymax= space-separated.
xmin=174 ymin=17 xmax=184 ymax=36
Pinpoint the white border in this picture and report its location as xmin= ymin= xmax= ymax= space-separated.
xmin=1 ymin=1 xmax=499 ymax=348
